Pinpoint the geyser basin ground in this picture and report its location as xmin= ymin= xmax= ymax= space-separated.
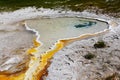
xmin=25 ymin=17 xmax=108 ymax=80
xmin=0 ymin=6 xmax=119 ymax=80
xmin=0 ymin=23 xmax=36 ymax=74
xmin=26 ymin=17 xmax=108 ymax=55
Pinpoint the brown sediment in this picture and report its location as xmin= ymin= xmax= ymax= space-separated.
xmin=0 ymin=61 xmax=29 ymax=75
xmin=0 ymin=70 xmax=25 ymax=80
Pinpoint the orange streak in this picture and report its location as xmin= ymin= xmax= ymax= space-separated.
xmin=29 ymin=41 xmax=64 ymax=80
xmin=0 ymin=39 xmax=39 ymax=80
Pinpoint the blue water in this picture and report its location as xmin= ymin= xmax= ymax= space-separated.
xmin=74 ymin=21 xmax=97 ymax=28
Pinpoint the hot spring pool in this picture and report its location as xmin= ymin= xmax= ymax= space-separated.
xmin=26 ymin=17 xmax=108 ymax=54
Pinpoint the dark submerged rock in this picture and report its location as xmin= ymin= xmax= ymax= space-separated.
xmin=74 ymin=21 xmax=96 ymax=28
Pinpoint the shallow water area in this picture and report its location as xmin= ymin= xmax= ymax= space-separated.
xmin=26 ymin=17 xmax=108 ymax=55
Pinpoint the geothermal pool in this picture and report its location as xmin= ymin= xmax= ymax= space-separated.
xmin=24 ymin=17 xmax=109 ymax=80
xmin=26 ymin=17 xmax=108 ymax=55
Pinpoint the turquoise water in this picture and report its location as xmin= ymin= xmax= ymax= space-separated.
xmin=74 ymin=21 xmax=97 ymax=28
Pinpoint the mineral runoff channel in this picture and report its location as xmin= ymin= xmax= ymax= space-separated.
xmin=0 ymin=17 xmax=109 ymax=80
